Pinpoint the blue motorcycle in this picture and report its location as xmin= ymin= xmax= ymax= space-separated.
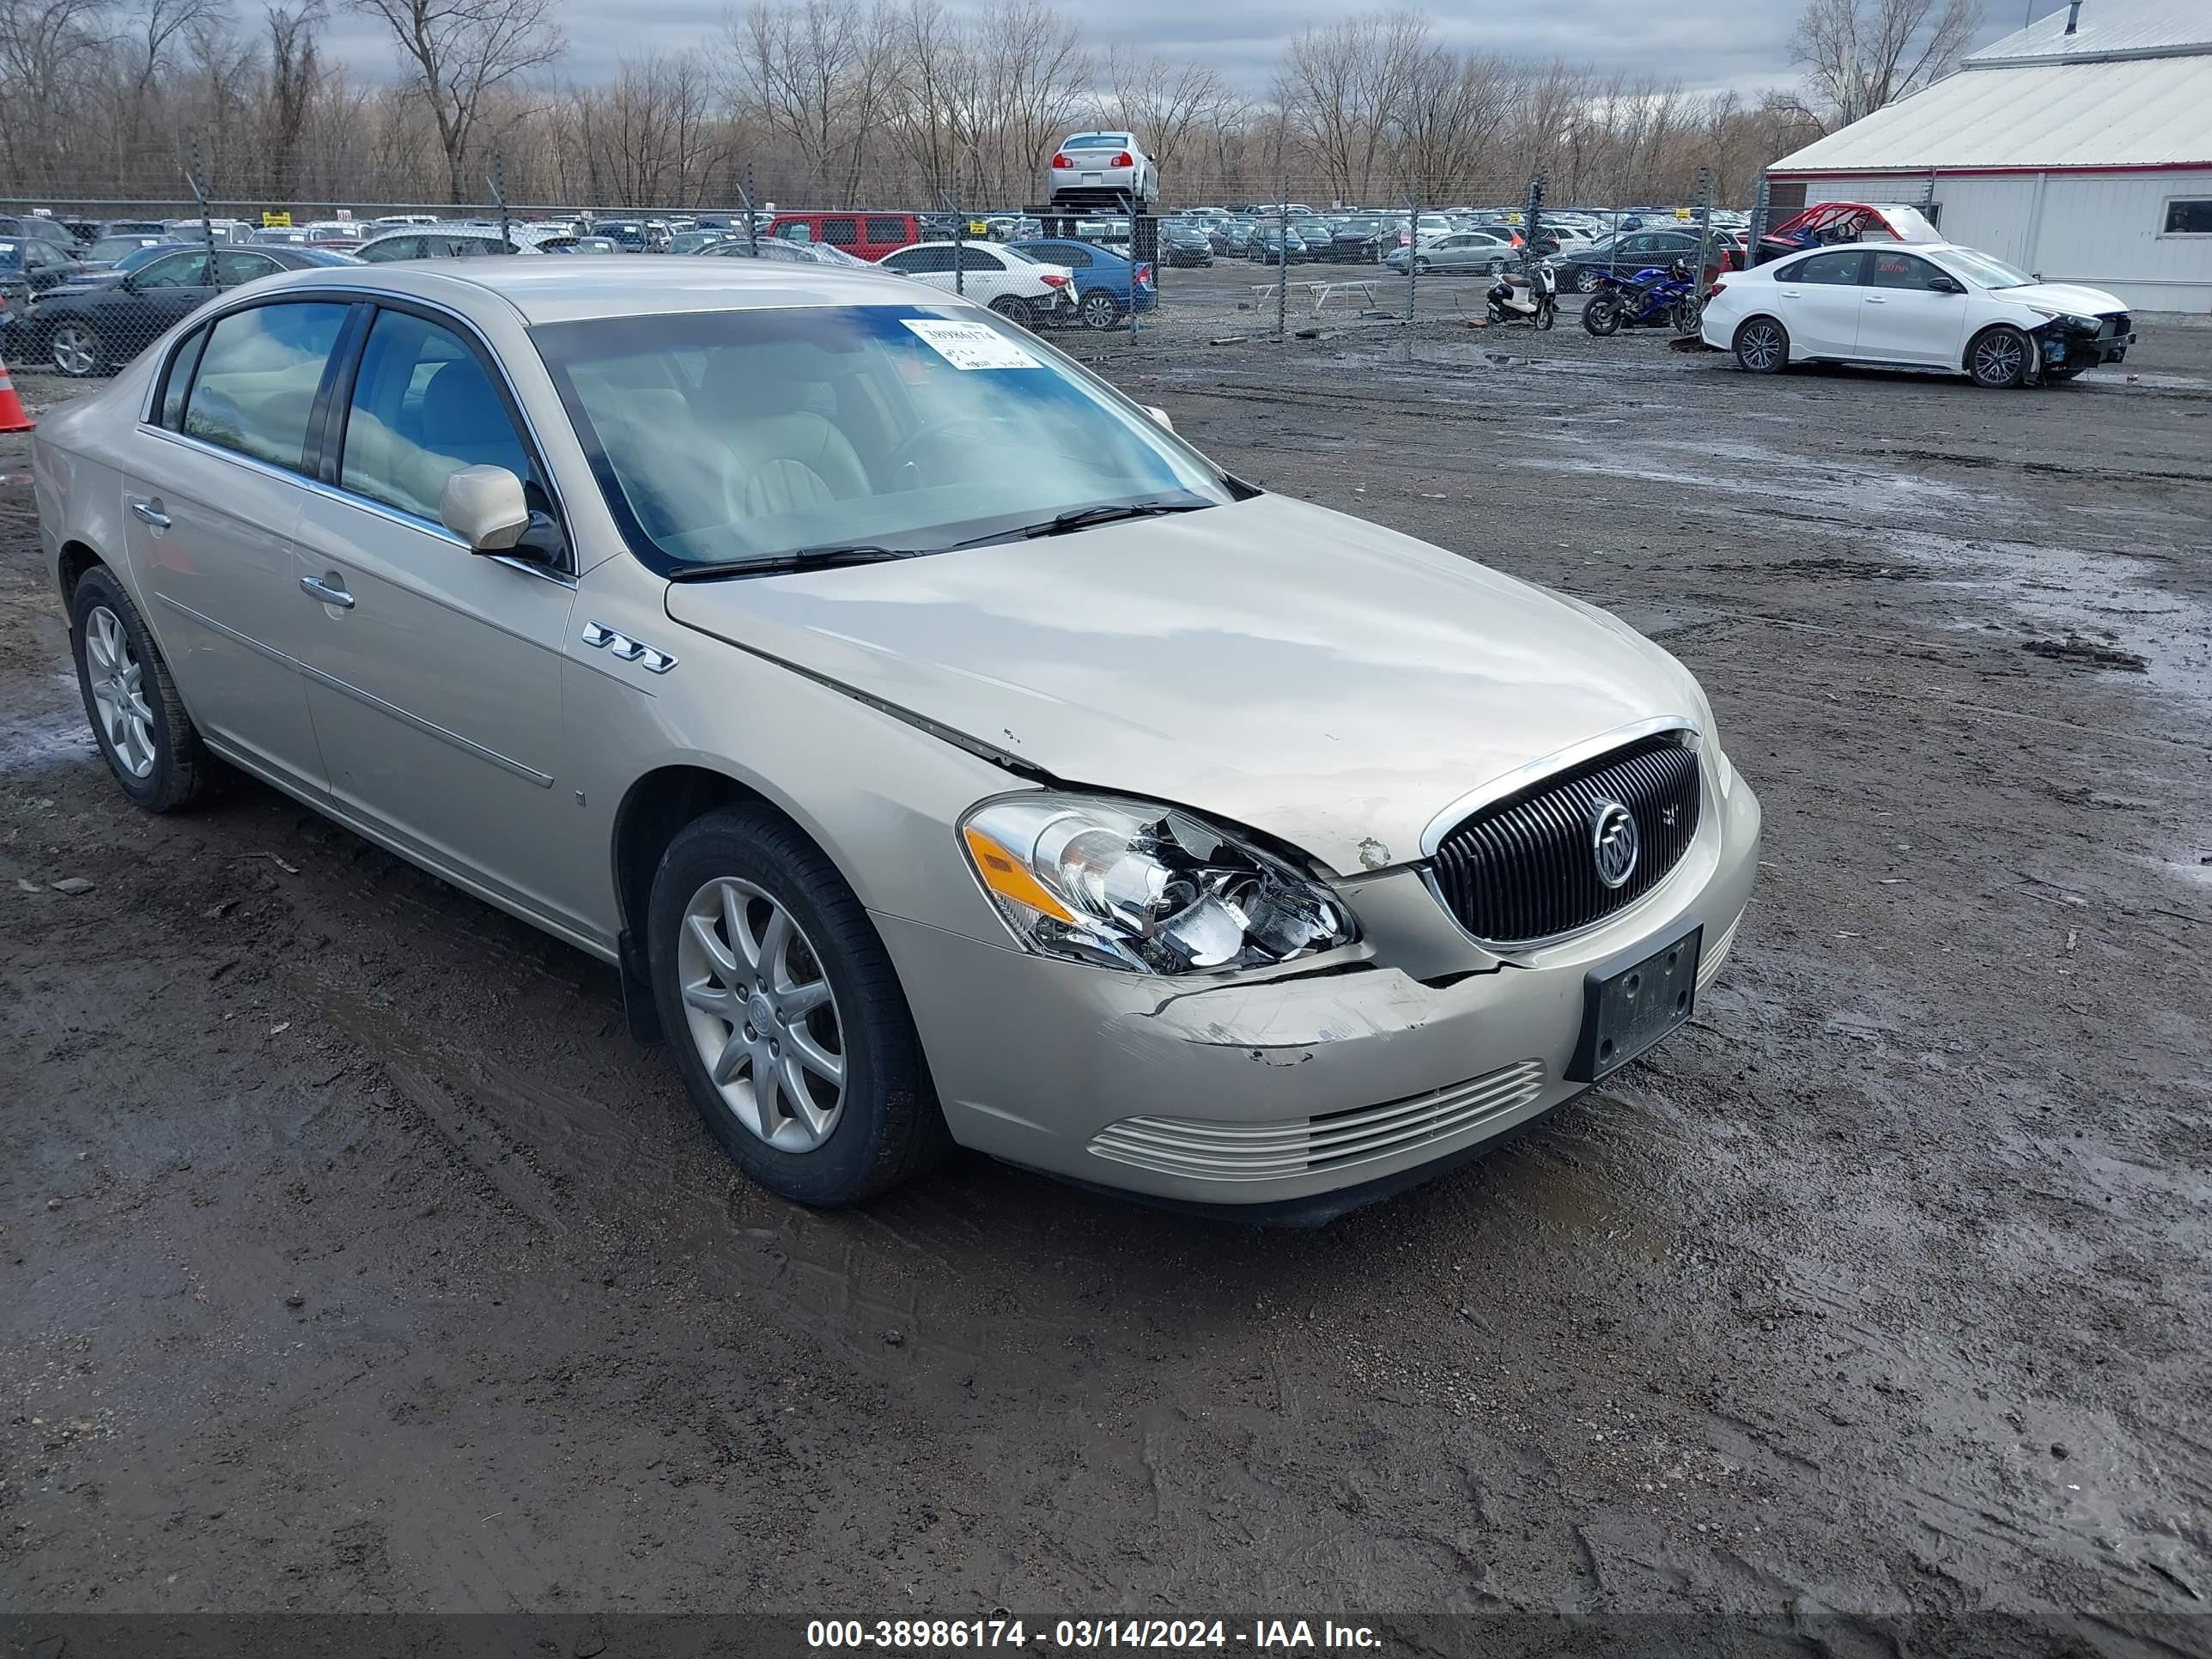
xmin=1582 ymin=259 xmax=1702 ymax=337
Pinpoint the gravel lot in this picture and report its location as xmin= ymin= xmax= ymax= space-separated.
xmin=3 ymin=285 xmax=2209 ymax=1651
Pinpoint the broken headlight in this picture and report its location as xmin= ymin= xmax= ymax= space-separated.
xmin=959 ymin=793 xmax=1357 ymax=975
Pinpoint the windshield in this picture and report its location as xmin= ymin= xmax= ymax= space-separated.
xmin=1941 ymin=246 xmax=2035 ymax=289
xmin=536 ymin=303 xmax=1231 ymax=573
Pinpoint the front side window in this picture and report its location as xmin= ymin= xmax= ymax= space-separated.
xmin=1867 ymin=251 xmax=1950 ymax=290
xmin=954 ymin=246 xmax=1004 ymax=272
xmin=538 ymin=303 xmax=1233 ymax=573
xmin=2161 ymin=198 xmax=2212 ymax=235
xmin=133 ymin=251 xmax=212 ymax=289
xmin=339 ymin=309 xmax=537 ymax=525
xmin=182 ymin=301 xmax=349 ymax=471
xmin=778 ymin=221 xmax=814 ymax=243
xmin=359 ymin=236 xmax=423 ymax=263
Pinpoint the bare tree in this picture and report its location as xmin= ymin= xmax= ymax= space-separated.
xmin=264 ymin=1 xmax=324 ymax=197
xmin=346 ymin=0 xmax=563 ymax=201
xmin=1102 ymin=43 xmax=1229 ymax=179
xmin=1790 ymin=0 xmax=1978 ymax=129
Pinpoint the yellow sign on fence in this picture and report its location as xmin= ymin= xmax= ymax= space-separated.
xmin=262 ymin=210 xmax=292 ymax=228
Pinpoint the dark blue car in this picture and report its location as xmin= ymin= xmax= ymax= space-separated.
xmin=1009 ymin=239 xmax=1157 ymax=330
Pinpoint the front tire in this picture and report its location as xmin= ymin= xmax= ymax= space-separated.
xmin=1733 ymin=315 xmax=1788 ymax=373
xmin=1671 ymin=296 xmax=1703 ymax=336
xmin=1969 ymin=325 xmax=2030 ymax=388
xmin=647 ymin=806 xmax=949 ymax=1206
xmin=1413 ymin=256 xmax=1431 ymax=275
xmin=1535 ymin=299 xmax=1557 ymax=331
xmin=70 ymin=565 xmax=213 ymax=811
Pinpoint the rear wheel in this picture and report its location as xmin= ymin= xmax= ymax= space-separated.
xmin=1733 ymin=315 xmax=1788 ymax=373
xmin=1582 ymin=296 xmax=1622 ymax=337
xmin=1079 ymin=289 xmax=1124 ymax=331
xmin=988 ymin=295 xmax=1035 ymax=327
xmin=1968 ymin=325 xmax=2029 ymax=388
xmin=648 ymin=806 xmax=949 ymax=1206
xmin=70 ymin=565 xmax=213 ymax=811
xmin=51 ymin=321 xmax=106 ymax=378
xmin=1559 ymin=265 xmax=1587 ymax=294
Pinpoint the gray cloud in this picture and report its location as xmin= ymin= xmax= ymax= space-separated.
xmin=317 ymin=0 xmax=2038 ymax=98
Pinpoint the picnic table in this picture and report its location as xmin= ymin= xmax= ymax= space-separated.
xmin=1249 ymin=278 xmax=1383 ymax=316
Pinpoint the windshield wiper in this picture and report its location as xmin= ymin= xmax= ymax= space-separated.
xmin=665 ymin=544 xmax=926 ymax=582
xmin=1023 ymin=499 xmax=1215 ymax=539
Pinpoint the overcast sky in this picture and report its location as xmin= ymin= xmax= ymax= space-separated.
xmin=316 ymin=0 xmax=2053 ymax=97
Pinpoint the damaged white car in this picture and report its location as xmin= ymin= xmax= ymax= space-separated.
xmin=35 ymin=258 xmax=1759 ymax=1219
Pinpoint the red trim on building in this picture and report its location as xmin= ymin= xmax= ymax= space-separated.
xmin=1772 ymin=162 xmax=2212 ymax=179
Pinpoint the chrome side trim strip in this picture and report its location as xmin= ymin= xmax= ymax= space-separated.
xmin=1417 ymin=714 xmax=1698 ymax=858
xmin=156 ymin=592 xmax=555 ymax=788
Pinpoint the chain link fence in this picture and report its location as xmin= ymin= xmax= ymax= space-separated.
xmin=3 ymin=159 xmax=1757 ymax=376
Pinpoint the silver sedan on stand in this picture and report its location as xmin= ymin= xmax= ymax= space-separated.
xmin=33 ymin=259 xmax=1759 ymax=1220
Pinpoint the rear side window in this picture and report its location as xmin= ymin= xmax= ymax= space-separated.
xmin=954 ymin=247 xmax=1004 ymax=272
xmin=157 ymin=327 xmax=209 ymax=431
xmin=339 ymin=309 xmax=537 ymax=525
xmin=183 ymin=301 xmax=349 ymax=471
xmin=865 ymin=216 xmax=908 ymax=245
xmin=1789 ymin=250 xmax=1865 ymax=286
xmin=820 ymin=218 xmax=858 ymax=247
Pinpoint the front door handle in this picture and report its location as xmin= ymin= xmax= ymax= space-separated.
xmin=300 ymin=573 xmax=355 ymax=610
xmin=130 ymin=499 xmax=170 ymax=529
xmin=1864 ymin=295 xmax=1888 ymax=304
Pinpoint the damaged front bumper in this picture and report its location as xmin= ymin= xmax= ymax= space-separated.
xmin=878 ymin=774 xmax=1761 ymax=1220
xmin=2031 ymin=310 xmax=2133 ymax=374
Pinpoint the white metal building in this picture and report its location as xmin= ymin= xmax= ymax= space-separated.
xmin=1769 ymin=0 xmax=2212 ymax=312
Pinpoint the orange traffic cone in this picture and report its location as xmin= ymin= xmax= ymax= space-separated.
xmin=0 ymin=355 xmax=31 ymax=434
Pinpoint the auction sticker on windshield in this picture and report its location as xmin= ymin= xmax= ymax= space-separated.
xmin=902 ymin=319 xmax=1043 ymax=370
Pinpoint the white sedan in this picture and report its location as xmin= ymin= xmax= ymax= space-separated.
xmin=874 ymin=241 xmax=1075 ymax=326
xmin=1048 ymin=132 xmax=1159 ymax=208
xmin=1701 ymin=240 xmax=2133 ymax=387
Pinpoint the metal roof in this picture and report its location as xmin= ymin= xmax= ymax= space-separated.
xmin=1966 ymin=0 xmax=2212 ymax=66
xmin=1772 ymin=51 xmax=2212 ymax=173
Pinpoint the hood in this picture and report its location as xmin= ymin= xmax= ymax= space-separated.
xmin=1999 ymin=281 xmax=2128 ymax=318
xmin=663 ymin=494 xmax=1699 ymax=876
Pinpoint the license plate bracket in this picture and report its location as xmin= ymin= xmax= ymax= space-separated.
xmin=1565 ymin=926 xmax=1703 ymax=1083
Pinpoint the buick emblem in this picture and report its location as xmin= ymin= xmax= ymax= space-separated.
xmin=1589 ymin=799 xmax=1639 ymax=889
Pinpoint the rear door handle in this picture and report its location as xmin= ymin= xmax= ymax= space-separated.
xmin=300 ymin=573 xmax=355 ymax=610
xmin=1864 ymin=295 xmax=1888 ymax=304
xmin=130 ymin=499 xmax=170 ymax=528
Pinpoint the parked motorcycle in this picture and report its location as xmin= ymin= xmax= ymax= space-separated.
xmin=1484 ymin=261 xmax=1558 ymax=330
xmin=1583 ymin=259 xmax=1702 ymax=337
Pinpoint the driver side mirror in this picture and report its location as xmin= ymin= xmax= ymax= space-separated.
xmin=1929 ymin=275 xmax=1966 ymax=295
xmin=1144 ymin=405 xmax=1175 ymax=433
xmin=441 ymin=465 xmax=531 ymax=552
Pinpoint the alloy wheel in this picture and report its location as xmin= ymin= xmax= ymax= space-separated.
xmin=677 ymin=876 xmax=846 ymax=1153
xmin=1738 ymin=321 xmax=1784 ymax=370
xmin=52 ymin=324 xmax=99 ymax=377
xmin=1973 ymin=330 xmax=2025 ymax=387
xmin=1080 ymin=291 xmax=1121 ymax=330
xmin=84 ymin=605 xmax=155 ymax=778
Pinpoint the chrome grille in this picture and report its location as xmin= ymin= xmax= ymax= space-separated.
xmin=1087 ymin=1059 xmax=1546 ymax=1182
xmin=1430 ymin=736 xmax=1701 ymax=944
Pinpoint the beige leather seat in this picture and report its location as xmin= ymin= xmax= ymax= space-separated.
xmin=696 ymin=348 xmax=870 ymax=518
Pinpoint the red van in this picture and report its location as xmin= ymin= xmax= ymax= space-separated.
xmin=766 ymin=211 xmax=921 ymax=263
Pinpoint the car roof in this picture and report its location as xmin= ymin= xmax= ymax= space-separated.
xmin=232 ymin=256 xmax=933 ymax=322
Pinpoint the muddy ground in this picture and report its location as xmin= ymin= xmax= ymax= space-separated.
xmin=3 ymin=281 xmax=2209 ymax=1652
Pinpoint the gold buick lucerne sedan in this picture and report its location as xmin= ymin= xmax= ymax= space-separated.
xmin=33 ymin=258 xmax=1759 ymax=1220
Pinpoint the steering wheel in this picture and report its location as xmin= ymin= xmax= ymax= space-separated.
xmin=884 ymin=416 xmax=1011 ymax=486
